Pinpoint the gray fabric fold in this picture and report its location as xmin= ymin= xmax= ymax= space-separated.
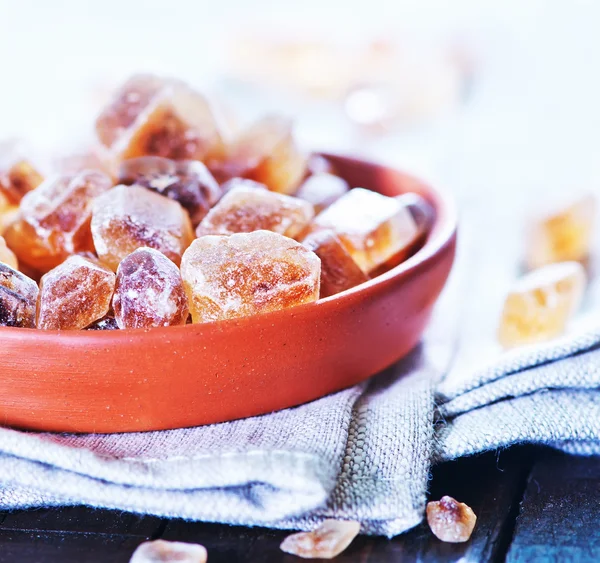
xmin=439 ymin=336 xmax=600 ymax=418
xmin=435 ymin=390 xmax=600 ymax=463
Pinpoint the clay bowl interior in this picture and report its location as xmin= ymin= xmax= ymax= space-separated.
xmin=0 ymin=154 xmax=457 ymax=433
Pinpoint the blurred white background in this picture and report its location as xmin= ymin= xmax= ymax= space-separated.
xmin=0 ymin=0 xmax=599 ymax=195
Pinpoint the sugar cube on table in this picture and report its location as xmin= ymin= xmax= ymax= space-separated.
xmin=129 ymin=539 xmax=207 ymax=563
xmin=526 ymin=193 xmax=596 ymax=270
xmin=280 ymin=520 xmax=361 ymax=559
xmin=91 ymin=184 xmax=194 ymax=271
xmin=497 ymin=261 xmax=586 ymax=349
xmin=197 ymin=184 xmax=313 ymax=239
xmin=426 ymin=496 xmax=477 ymax=543
xmin=181 ymin=230 xmax=320 ymax=324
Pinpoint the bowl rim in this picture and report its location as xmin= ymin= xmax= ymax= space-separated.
xmin=0 ymin=153 xmax=457 ymax=340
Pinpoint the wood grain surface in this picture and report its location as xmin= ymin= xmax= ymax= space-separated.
xmin=4 ymin=447 xmax=595 ymax=562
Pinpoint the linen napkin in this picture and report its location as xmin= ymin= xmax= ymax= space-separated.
xmin=1 ymin=165 xmax=600 ymax=538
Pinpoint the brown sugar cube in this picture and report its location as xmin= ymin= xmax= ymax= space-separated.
xmin=526 ymin=194 xmax=596 ymax=269
xmin=114 ymin=247 xmax=189 ymax=329
xmin=0 ymin=235 xmax=18 ymax=270
xmin=4 ymin=170 xmax=113 ymax=272
xmin=95 ymin=74 xmax=224 ymax=164
xmin=0 ymin=139 xmax=44 ymax=206
xmin=129 ymin=540 xmax=207 ymax=563
xmin=296 ymin=173 xmax=349 ymax=214
xmin=427 ymin=496 xmax=477 ymax=543
xmin=37 ymin=255 xmax=116 ymax=330
xmin=118 ymin=156 xmax=221 ymax=226
xmin=280 ymin=520 xmax=361 ymax=559
xmin=311 ymin=188 xmax=419 ymax=273
xmin=303 ymin=229 xmax=368 ymax=297
xmin=214 ymin=115 xmax=307 ymax=194
xmin=91 ymin=185 xmax=194 ymax=271
xmin=181 ymin=230 xmax=320 ymax=324
xmin=0 ymin=263 xmax=38 ymax=328
xmin=498 ymin=261 xmax=586 ymax=349
xmin=196 ymin=184 xmax=313 ymax=239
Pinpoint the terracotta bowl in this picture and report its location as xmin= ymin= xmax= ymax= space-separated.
xmin=0 ymin=155 xmax=457 ymax=433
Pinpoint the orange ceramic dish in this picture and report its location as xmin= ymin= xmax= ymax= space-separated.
xmin=0 ymin=155 xmax=457 ymax=433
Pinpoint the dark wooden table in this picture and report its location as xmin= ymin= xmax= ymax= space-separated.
xmin=0 ymin=446 xmax=597 ymax=562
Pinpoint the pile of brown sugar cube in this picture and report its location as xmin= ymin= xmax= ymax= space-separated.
xmin=0 ymin=74 xmax=433 ymax=331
